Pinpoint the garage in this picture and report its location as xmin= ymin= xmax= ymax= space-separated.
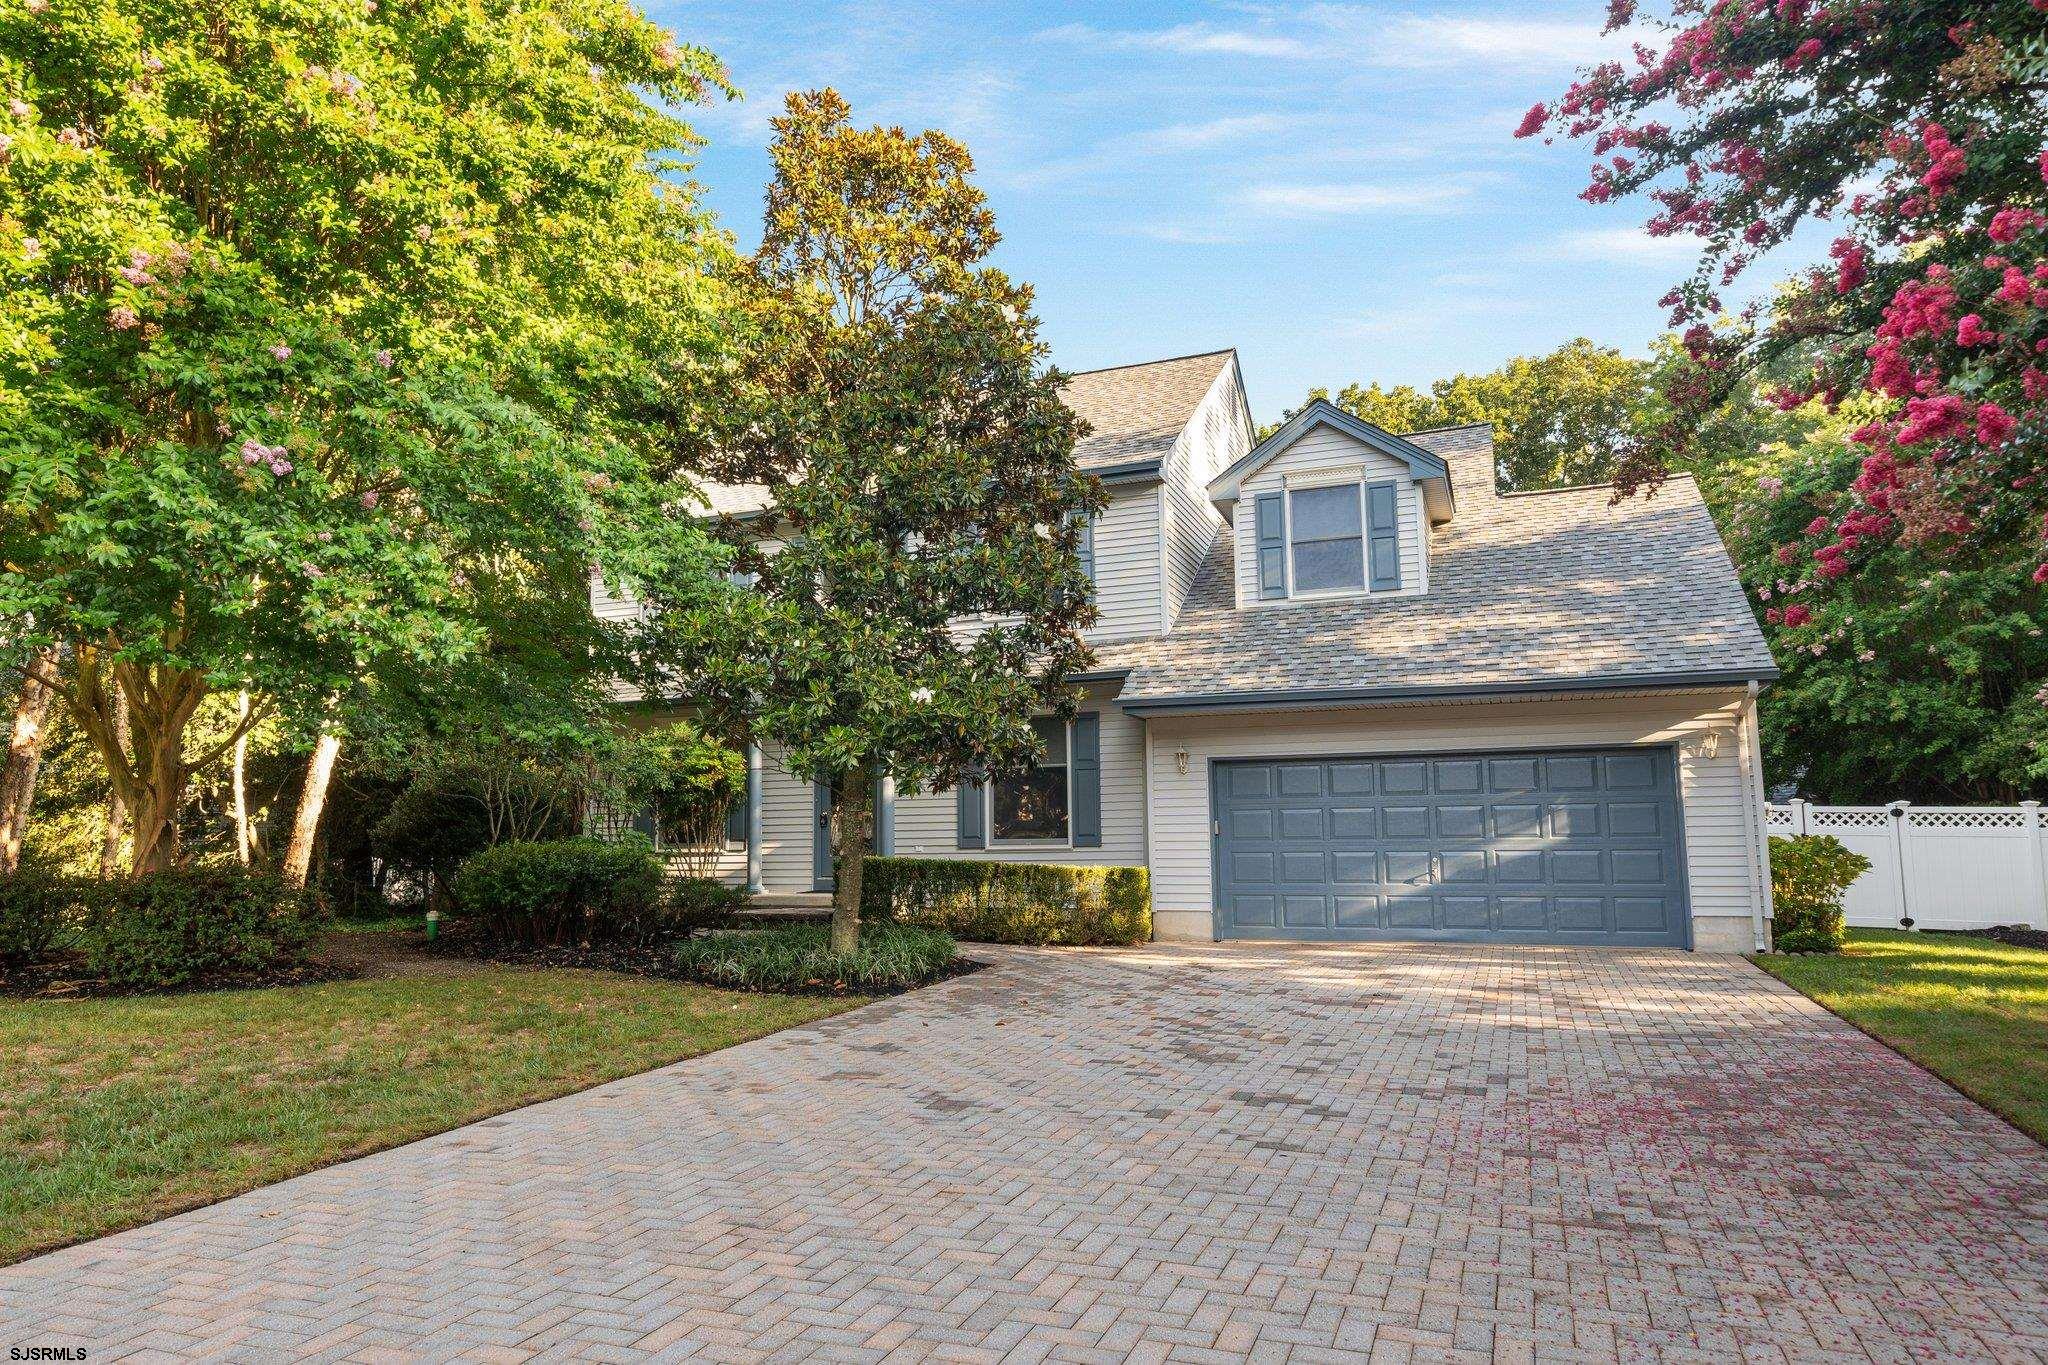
xmin=1211 ymin=747 xmax=1690 ymax=946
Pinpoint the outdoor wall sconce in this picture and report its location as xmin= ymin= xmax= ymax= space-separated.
xmin=1174 ymin=749 xmax=1190 ymax=776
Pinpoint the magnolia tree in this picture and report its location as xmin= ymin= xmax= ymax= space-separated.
xmin=0 ymin=0 xmax=729 ymax=873
xmin=640 ymin=90 xmax=1101 ymax=953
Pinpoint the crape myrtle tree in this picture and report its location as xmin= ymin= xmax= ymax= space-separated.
xmin=0 ymin=0 xmax=731 ymax=873
xmin=1519 ymin=0 xmax=2048 ymax=782
xmin=642 ymin=90 xmax=1102 ymax=953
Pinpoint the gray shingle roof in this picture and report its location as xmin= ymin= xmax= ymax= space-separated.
xmin=688 ymin=351 xmax=1237 ymax=517
xmin=1062 ymin=350 xmax=1235 ymax=472
xmin=1108 ymin=424 xmax=1778 ymax=706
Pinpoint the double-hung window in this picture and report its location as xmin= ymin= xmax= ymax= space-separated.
xmin=1256 ymin=479 xmax=1402 ymax=600
xmin=991 ymin=716 xmax=1070 ymax=843
xmin=1288 ymin=483 xmax=1366 ymax=594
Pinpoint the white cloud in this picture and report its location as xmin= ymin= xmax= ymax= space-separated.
xmin=1538 ymin=226 xmax=1703 ymax=264
xmin=1037 ymin=21 xmax=1313 ymax=59
xmin=1127 ymin=113 xmax=1295 ymax=152
xmin=1353 ymin=14 xmax=1621 ymax=70
xmin=1237 ymin=180 xmax=1476 ymax=215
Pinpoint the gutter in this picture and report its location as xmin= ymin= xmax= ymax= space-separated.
xmin=1093 ymin=457 xmax=1165 ymax=486
xmin=1118 ymin=668 xmax=1780 ymax=717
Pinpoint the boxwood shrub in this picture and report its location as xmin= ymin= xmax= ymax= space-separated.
xmin=861 ymin=856 xmax=1150 ymax=946
xmin=451 ymin=837 xmax=667 ymax=946
xmin=1769 ymin=834 xmax=1871 ymax=953
xmin=82 ymin=866 xmax=319 ymax=990
xmin=672 ymin=922 xmax=955 ymax=994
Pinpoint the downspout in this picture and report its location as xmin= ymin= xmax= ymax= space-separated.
xmin=745 ymin=741 xmax=763 ymax=894
xmin=1140 ymin=714 xmax=1155 ymax=940
xmin=1733 ymin=682 xmax=1772 ymax=951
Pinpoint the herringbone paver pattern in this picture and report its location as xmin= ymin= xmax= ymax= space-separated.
xmin=5 ymin=943 xmax=2048 ymax=1361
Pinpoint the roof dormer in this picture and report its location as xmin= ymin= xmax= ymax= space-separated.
xmin=1207 ymin=399 xmax=1455 ymax=523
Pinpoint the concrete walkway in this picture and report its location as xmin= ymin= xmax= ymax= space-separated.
xmin=5 ymin=943 xmax=2048 ymax=1361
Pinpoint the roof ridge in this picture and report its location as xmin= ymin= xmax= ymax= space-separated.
xmin=1496 ymin=470 xmax=1704 ymax=499
xmin=1398 ymin=420 xmax=1494 ymax=438
xmin=1063 ymin=348 xmax=1236 ymax=378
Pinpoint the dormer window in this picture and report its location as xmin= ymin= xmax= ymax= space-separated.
xmin=1255 ymin=478 xmax=1402 ymax=600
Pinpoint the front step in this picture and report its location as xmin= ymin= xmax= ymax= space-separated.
xmin=739 ymin=890 xmax=833 ymax=920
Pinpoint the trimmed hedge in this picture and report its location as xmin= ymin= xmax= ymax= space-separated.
xmin=861 ymin=856 xmax=1150 ymax=946
xmin=451 ymin=837 xmax=666 ymax=947
xmin=82 ymin=866 xmax=319 ymax=990
xmin=672 ymin=922 xmax=956 ymax=994
xmin=0 ymin=866 xmax=84 ymax=972
xmin=1769 ymin=833 xmax=1870 ymax=954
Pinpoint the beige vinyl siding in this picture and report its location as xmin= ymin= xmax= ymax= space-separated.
xmin=1161 ymin=364 xmax=1248 ymax=627
xmin=589 ymin=571 xmax=646 ymax=624
xmin=1085 ymin=483 xmax=1166 ymax=643
xmin=757 ymin=742 xmax=818 ymax=891
xmin=1142 ymin=692 xmax=1758 ymax=947
xmin=1232 ymin=427 xmax=1426 ymax=609
xmin=890 ymin=692 xmax=1147 ymax=867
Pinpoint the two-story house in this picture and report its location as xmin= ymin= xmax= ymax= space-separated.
xmin=600 ymin=349 xmax=1780 ymax=953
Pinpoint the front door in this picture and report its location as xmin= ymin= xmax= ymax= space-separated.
xmin=813 ymin=780 xmax=834 ymax=891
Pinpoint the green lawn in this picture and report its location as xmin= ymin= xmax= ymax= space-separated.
xmin=1756 ymin=928 xmax=2048 ymax=1143
xmin=0 ymin=961 xmax=863 ymax=1265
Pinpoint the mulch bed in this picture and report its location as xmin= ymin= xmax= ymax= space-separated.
xmin=1929 ymin=924 xmax=2048 ymax=952
xmin=0 ymin=951 xmax=357 ymax=1002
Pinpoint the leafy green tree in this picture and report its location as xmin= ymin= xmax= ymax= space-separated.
xmin=640 ymin=90 xmax=1101 ymax=952
xmin=1294 ymin=339 xmax=1653 ymax=491
xmin=0 ymin=0 xmax=730 ymax=872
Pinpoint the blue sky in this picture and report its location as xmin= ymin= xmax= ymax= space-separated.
xmin=653 ymin=0 xmax=1778 ymax=424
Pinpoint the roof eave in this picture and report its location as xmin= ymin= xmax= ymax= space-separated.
xmin=1118 ymin=668 xmax=1780 ymax=717
xmin=1208 ymin=400 xmax=1454 ymax=513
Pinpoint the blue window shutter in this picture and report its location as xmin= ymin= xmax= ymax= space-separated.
xmin=1070 ymin=714 xmax=1101 ymax=848
xmin=1077 ymin=515 xmax=1096 ymax=591
xmin=1367 ymin=482 xmax=1401 ymax=591
xmin=1254 ymin=492 xmax=1286 ymax=599
xmin=725 ymin=797 xmax=747 ymax=846
xmin=955 ymin=771 xmax=986 ymax=850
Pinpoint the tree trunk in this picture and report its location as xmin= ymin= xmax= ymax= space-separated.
xmin=99 ymin=685 xmax=129 ymax=879
xmin=828 ymin=766 xmax=872 ymax=955
xmin=281 ymin=732 xmax=341 ymax=891
xmin=128 ymin=718 xmax=189 ymax=875
xmin=0 ymin=646 xmax=60 ymax=875
xmin=232 ymin=690 xmax=252 ymax=865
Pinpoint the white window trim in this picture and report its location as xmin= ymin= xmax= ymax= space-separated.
xmin=1283 ymin=477 xmax=1372 ymax=601
xmin=987 ymin=716 xmax=1076 ymax=849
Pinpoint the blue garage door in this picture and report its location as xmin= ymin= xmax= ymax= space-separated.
xmin=1213 ymin=748 xmax=1688 ymax=946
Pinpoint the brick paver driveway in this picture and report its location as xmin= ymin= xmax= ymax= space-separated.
xmin=7 ymin=944 xmax=2048 ymax=1361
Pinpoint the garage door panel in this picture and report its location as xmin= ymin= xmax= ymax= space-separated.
xmin=1441 ymin=896 xmax=1489 ymax=929
xmin=1230 ymin=808 xmax=1276 ymax=840
xmin=1383 ymin=806 xmax=1429 ymax=838
xmin=1279 ymin=852 xmax=1325 ymax=883
xmin=1278 ymin=807 xmax=1323 ymax=840
xmin=1282 ymin=895 xmax=1328 ymax=928
xmin=1434 ymin=760 xmax=1483 ymax=793
xmin=1215 ymin=748 xmax=1687 ymax=946
xmin=1441 ymin=850 xmax=1488 ymax=883
xmin=1232 ymin=895 xmax=1278 ymax=927
xmin=1330 ymin=852 xmax=1376 ymax=884
xmin=1331 ymin=807 xmax=1376 ymax=839
xmin=1436 ymin=805 xmax=1485 ymax=838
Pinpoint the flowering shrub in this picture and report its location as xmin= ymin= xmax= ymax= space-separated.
xmin=1523 ymin=0 xmax=2048 ymax=612
xmin=1768 ymin=834 xmax=1871 ymax=954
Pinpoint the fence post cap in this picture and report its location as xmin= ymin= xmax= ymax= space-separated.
xmin=2022 ymin=800 xmax=2041 ymax=811
xmin=1888 ymin=800 xmax=1911 ymax=817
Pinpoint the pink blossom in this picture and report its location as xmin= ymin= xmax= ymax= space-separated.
xmin=1955 ymin=313 xmax=1999 ymax=347
xmin=1920 ymin=123 xmax=1965 ymax=198
xmin=1988 ymin=207 xmax=2045 ymax=243
xmin=55 ymin=127 xmax=83 ymax=147
xmin=118 ymin=263 xmax=152 ymax=285
xmin=1513 ymin=103 xmax=1548 ymax=139
xmin=1858 ymin=649 xmax=1876 ymax=663
xmin=24 ymin=0 xmax=48 ymax=13
xmin=302 ymin=562 xmax=324 ymax=579
xmin=360 ymin=489 xmax=379 ymax=509
xmin=1784 ymin=38 xmax=1823 ymax=67
xmin=108 ymin=304 xmax=139 ymax=330
xmin=1781 ymin=604 xmax=1812 ymax=627
xmin=7 ymin=99 xmax=28 ymax=118
xmin=270 ymin=342 xmax=291 ymax=360
xmin=1976 ymin=402 xmax=2017 ymax=446
xmin=2040 ymin=150 xmax=2048 ymax=185
xmin=240 ymin=439 xmax=265 ymax=464
xmin=316 ymin=530 xmax=333 ymax=542
xmin=142 ymin=52 xmax=162 ymax=72
xmin=654 ymin=37 xmax=680 ymax=67
xmin=373 ymin=348 xmax=392 ymax=368
xmin=21 ymin=236 xmax=43 ymax=262
xmin=269 ymin=458 xmax=293 ymax=476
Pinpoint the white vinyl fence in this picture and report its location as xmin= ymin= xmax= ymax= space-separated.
xmin=1764 ymin=800 xmax=2048 ymax=931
